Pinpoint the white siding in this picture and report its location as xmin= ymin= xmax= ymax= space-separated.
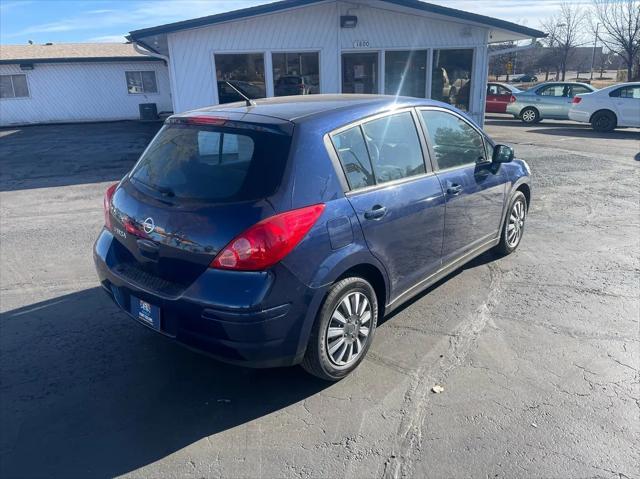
xmin=165 ymin=0 xmax=490 ymax=124
xmin=0 ymin=61 xmax=172 ymax=126
xmin=338 ymin=1 xmax=487 ymax=49
xmin=168 ymin=1 xmax=339 ymax=113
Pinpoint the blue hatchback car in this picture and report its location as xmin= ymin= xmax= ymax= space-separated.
xmin=94 ymin=94 xmax=531 ymax=380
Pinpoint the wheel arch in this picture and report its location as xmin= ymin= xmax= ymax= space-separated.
xmin=520 ymin=105 xmax=539 ymax=117
xmin=516 ymin=183 xmax=531 ymax=210
xmin=335 ymin=263 xmax=388 ymax=317
xmin=589 ymin=108 xmax=617 ymax=123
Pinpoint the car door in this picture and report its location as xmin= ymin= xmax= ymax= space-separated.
xmin=418 ymin=108 xmax=507 ymax=264
xmin=331 ymin=110 xmax=446 ymax=301
xmin=609 ymin=85 xmax=640 ymax=126
xmin=535 ymin=84 xmax=571 ymax=118
xmin=495 ymin=84 xmax=514 ymax=113
xmin=486 ymin=84 xmax=500 ymax=113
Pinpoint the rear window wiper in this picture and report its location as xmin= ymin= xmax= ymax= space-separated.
xmin=131 ymin=177 xmax=175 ymax=197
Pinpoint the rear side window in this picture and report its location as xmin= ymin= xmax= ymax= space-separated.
xmin=361 ymin=112 xmax=426 ymax=184
xmin=420 ymin=110 xmax=486 ymax=169
xmin=333 ymin=126 xmax=375 ymax=189
xmin=130 ymin=124 xmax=290 ymax=202
xmin=571 ymin=85 xmax=592 ymax=95
xmin=610 ymin=86 xmax=640 ymax=98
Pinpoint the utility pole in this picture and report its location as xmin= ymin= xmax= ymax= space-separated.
xmin=590 ymin=23 xmax=599 ymax=81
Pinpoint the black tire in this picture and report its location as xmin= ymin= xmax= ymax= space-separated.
xmin=591 ymin=110 xmax=617 ymax=132
xmin=495 ymin=191 xmax=527 ymax=256
xmin=520 ymin=107 xmax=540 ymax=124
xmin=302 ymin=277 xmax=378 ymax=381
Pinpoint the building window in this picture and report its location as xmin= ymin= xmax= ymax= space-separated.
xmin=126 ymin=71 xmax=158 ymax=94
xmin=215 ymin=53 xmax=266 ymax=104
xmin=431 ymin=49 xmax=473 ymax=111
xmin=342 ymin=52 xmax=378 ymax=94
xmin=384 ymin=50 xmax=427 ymax=98
xmin=0 ymin=74 xmax=29 ymax=99
xmin=272 ymin=52 xmax=320 ymax=96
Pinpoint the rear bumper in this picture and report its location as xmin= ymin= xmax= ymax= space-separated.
xmin=568 ymin=109 xmax=590 ymax=123
xmin=94 ymin=229 xmax=326 ymax=368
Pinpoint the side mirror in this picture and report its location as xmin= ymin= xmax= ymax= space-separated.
xmin=493 ymin=144 xmax=514 ymax=164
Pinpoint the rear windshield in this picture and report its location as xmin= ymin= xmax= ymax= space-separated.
xmin=130 ymin=123 xmax=291 ymax=203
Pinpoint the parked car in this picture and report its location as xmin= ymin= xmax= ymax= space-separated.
xmin=569 ymin=82 xmax=640 ymax=132
xmin=486 ymin=82 xmax=522 ymax=113
xmin=274 ymin=75 xmax=314 ymax=96
xmin=509 ymin=74 xmax=538 ymax=83
xmin=94 ymin=95 xmax=531 ymax=381
xmin=506 ymin=82 xmax=596 ymax=123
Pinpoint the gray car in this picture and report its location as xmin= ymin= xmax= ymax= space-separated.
xmin=506 ymin=82 xmax=596 ymax=123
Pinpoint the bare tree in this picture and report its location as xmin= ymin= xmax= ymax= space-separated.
xmin=540 ymin=3 xmax=588 ymax=80
xmin=592 ymin=0 xmax=640 ymax=81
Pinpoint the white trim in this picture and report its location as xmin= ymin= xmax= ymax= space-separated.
xmin=264 ymin=52 xmax=274 ymax=97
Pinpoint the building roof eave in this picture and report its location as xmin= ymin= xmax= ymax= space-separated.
xmin=128 ymin=0 xmax=546 ymax=44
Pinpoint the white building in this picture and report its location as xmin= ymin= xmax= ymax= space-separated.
xmin=0 ymin=43 xmax=172 ymax=126
xmin=128 ymin=0 xmax=544 ymax=126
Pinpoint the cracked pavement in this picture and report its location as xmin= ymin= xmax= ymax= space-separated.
xmin=0 ymin=118 xmax=638 ymax=478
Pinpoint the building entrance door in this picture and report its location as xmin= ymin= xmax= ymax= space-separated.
xmin=342 ymin=53 xmax=379 ymax=94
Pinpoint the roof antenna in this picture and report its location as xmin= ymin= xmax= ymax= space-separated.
xmin=225 ymin=81 xmax=256 ymax=107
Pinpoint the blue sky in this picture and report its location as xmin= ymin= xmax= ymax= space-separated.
xmin=1 ymin=0 xmax=584 ymax=45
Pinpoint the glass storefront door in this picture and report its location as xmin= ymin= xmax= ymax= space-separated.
xmin=342 ymin=53 xmax=379 ymax=94
xmin=384 ymin=50 xmax=427 ymax=98
xmin=431 ymin=49 xmax=474 ymax=111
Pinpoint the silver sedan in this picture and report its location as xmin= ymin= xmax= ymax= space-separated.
xmin=506 ymin=82 xmax=596 ymax=123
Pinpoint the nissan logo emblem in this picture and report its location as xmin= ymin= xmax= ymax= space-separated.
xmin=142 ymin=217 xmax=155 ymax=234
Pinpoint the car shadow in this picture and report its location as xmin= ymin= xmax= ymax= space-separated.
xmin=0 ymin=288 xmax=329 ymax=478
xmin=528 ymin=126 xmax=640 ymax=140
xmin=380 ymin=249 xmax=497 ymax=324
xmin=485 ymin=115 xmax=640 ymax=141
xmin=0 ymin=121 xmax=163 ymax=192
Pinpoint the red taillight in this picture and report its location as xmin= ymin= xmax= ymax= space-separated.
xmin=572 ymin=97 xmax=582 ymax=104
xmin=509 ymin=95 xmax=517 ymax=103
xmin=210 ymin=204 xmax=326 ymax=271
xmin=103 ymin=183 xmax=117 ymax=230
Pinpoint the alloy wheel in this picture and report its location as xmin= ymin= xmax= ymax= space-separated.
xmin=521 ymin=109 xmax=536 ymax=123
xmin=507 ymin=199 xmax=526 ymax=248
xmin=325 ymin=291 xmax=371 ymax=367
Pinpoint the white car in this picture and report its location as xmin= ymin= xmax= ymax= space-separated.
xmin=569 ymin=82 xmax=640 ymax=132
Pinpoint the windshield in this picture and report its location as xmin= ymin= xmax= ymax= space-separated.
xmin=130 ymin=123 xmax=291 ymax=203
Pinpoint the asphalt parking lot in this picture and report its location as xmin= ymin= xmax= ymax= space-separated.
xmin=1 ymin=118 xmax=638 ymax=478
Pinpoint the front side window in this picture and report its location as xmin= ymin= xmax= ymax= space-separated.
xmin=0 ymin=74 xmax=29 ymax=98
xmin=420 ymin=110 xmax=486 ymax=169
xmin=431 ymin=49 xmax=473 ymax=111
xmin=215 ymin=53 xmax=266 ymax=104
xmin=332 ymin=126 xmax=375 ymax=189
xmin=126 ymin=71 xmax=157 ymax=94
xmin=538 ymin=84 xmax=570 ymax=97
xmin=361 ymin=112 xmax=426 ymax=184
xmin=272 ymin=52 xmax=319 ymax=96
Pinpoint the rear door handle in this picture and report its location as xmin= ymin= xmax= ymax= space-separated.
xmin=364 ymin=205 xmax=387 ymax=220
xmin=447 ymin=184 xmax=463 ymax=196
